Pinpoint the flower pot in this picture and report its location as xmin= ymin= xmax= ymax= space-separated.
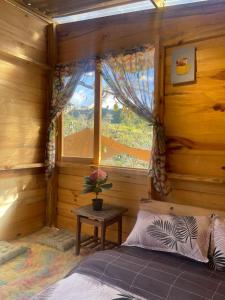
xmin=92 ymin=198 xmax=103 ymax=211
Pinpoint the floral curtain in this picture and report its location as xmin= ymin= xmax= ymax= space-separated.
xmin=45 ymin=60 xmax=92 ymax=176
xmin=97 ymin=45 xmax=170 ymax=195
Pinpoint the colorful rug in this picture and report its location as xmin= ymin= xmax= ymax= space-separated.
xmin=0 ymin=228 xmax=82 ymax=300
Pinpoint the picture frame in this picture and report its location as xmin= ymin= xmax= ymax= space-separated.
xmin=171 ymin=46 xmax=196 ymax=85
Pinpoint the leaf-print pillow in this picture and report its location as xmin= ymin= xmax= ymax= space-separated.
xmin=123 ymin=210 xmax=211 ymax=263
xmin=209 ymin=217 xmax=225 ymax=271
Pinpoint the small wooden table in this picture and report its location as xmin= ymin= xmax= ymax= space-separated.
xmin=74 ymin=204 xmax=128 ymax=255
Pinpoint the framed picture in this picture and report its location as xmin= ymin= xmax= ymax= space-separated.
xmin=171 ymin=47 xmax=196 ymax=85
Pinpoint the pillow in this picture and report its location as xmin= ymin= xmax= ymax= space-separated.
xmin=0 ymin=241 xmax=29 ymax=265
xmin=36 ymin=227 xmax=89 ymax=251
xmin=123 ymin=210 xmax=211 ymax=263
xmin=209 ymin=217 xmax=225 ymax=271
xmin=37 ymin=229 xmax=76 ymax=251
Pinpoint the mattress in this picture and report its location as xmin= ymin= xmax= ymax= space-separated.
xmin=73 ymin=246 xmax=225 ymax=300
xmin=35 ymin=246 xmax=225 ymax=300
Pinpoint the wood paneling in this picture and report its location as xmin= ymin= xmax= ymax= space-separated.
xmin=57 ymin=0 xmax=225 ymax=63
xmin=57 ymin=9 xmax=158 ymax=63
xmin=0 ymin=1 xmax=49 ymax=240
xmin=55 ymin=0 xmax=225 ymax=239
xmin=0 ymin=1 xmax=47 ymax=63
xmin=0 ymin=170 xmax=46 ymax=240
xmin=140 ymin=199 xmax=225 ymax=218
xmin=165 ymin=35 xmax=225 ymax=209
xmin=57 ymin=164 xmax=148 ymax=241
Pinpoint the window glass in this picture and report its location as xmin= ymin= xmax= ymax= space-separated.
xmin=100 ymin=78 xmax=153 ymax=169
xmin=63 ymin=71 xmax=95 ymax=158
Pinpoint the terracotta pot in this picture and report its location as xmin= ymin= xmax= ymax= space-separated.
xmin=92 ymin=198 xmax=103 ymax=211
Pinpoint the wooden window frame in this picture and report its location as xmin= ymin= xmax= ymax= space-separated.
xmin=59 ymin=65 xmax=101 ymax=166
xmin=57 ymin=41 xmax=161 ymax=172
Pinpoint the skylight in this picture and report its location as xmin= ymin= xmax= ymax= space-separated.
xmin=164 ymin=0 xmax=208 ymax=6
xmin=54 ymin=1 xmax=154 ymax=24
xmin=54 ymin=0 xmax=208 ymax=24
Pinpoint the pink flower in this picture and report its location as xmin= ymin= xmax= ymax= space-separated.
xmin=89 ymin=169 xmax=107 ymax=182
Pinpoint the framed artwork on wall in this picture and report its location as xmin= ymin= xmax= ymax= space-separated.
xmin=171 ymin=47 xmax=196 ymax=84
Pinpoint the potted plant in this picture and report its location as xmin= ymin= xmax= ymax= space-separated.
xmin=81 ymin=169 xmax=113 ymax=211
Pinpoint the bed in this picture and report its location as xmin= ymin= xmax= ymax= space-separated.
xmin=34 ymin=200 xmax=225 ymax=300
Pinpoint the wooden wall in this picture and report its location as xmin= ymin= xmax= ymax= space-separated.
xmin=0 ymin=1 xmax=49 ymax=240
xmin=57 ymin=0 xmax=225 ymax=63
xmin=164 ymin=35 xmax=225 ymax=209
xmin=57 ymin=164 xmax=149 ymax=241
xmin=55 ymin=0 xmax=225 ymax=240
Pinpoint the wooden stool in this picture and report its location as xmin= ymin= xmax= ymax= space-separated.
xmin=74 ymin=204 xmax=128 ymax=255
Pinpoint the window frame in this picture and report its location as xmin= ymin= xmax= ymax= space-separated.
xmin=58 ymin=44 xmax=159 ymax=171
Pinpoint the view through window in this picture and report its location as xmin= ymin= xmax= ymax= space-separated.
xmin=62 ymin=62 xmax=153 ymax=169
xmin=63 ymin=70 xmax=95 ymax=158
xmin=101 ymin=79 xmax=152 ymax=169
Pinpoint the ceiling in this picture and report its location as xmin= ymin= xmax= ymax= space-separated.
xmin=14 ymin=0 xmax=208 ymax=20
xmin=15 ymin=0 xmax=152 ymax=18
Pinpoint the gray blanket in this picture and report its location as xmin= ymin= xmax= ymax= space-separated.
xmin=73 ymin=246 xmax=225 ymax=300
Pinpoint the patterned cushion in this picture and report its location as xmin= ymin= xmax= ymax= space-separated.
xmin=0 ymin=241 xmax=28 ymax=265
xmin=209 ymin=217 xmax=225 ymax=271
xmin=123 ymin=210 xmax=211 ymax=263
xmin=36 ymin=229 xmax=76 ymax=251
xmin=36 ymin=228 xmax=89 ymax=252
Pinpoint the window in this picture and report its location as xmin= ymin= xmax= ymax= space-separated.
xmin=63 ymin=70 xmax=95 ymax=159
xmin=62 ymin=60 xmax=153 ymax=169
xmin=101 ymin=79 xmax=152 ymax=169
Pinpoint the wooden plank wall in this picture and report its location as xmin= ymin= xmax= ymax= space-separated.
xmin=164 ymin=35 xmax=225 ymax=209
xmin=55 ymin=0 xmax=225 ymax=240
xmin=57 ymin=0 xmax=225 ymax=63
xmin=57 ymin=164 xmax=149 ymax=241
xmin=0 ymin=1 xmax=49 ymax=240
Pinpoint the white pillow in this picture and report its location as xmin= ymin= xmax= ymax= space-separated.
xmin=123 ymin=210 xmax=211 ymax=263
xmin=209 ymin=217 xmax=225 ymax=271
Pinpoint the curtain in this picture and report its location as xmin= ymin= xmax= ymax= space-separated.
xmin=97 ymin=45 xmax=170 ymax=195
xmin=45 ymin=60 xmax=91 ymax=176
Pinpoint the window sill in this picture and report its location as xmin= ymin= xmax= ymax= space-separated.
xmin=61 ymin=156 xmax=93 ymax=164
xmin=57 ymin=160 xmax=148 ymax=175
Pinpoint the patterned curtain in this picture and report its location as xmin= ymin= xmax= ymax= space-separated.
xmin=97 ymin=45 xmax=170 ymax=195
xmin=45 ymin=60 xmax=91 ymax=176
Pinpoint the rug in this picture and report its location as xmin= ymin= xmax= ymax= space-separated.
xmin=0 ymin=228 xmax=82 ymax=300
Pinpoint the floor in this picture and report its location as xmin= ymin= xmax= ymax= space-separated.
xmin=0 ymin=228 xmax=82 ymax=300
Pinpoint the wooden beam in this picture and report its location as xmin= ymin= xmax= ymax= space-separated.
xmin=0 ymin=49 xmax=52 ymax=71
xmin=5 ymin=0 xmax=53 ymax=23
xmin=47 ymin=23 xmax=57 ymax=67
xmin=0 ymin=163 xmax=45 ymax=172
xmin=46 ymin=23 xmax=58 ymax=227
xmin=93 ymin=67 xmax=102 ymax=165
xmin=168 ymin=173 xmax=225 ymax=184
